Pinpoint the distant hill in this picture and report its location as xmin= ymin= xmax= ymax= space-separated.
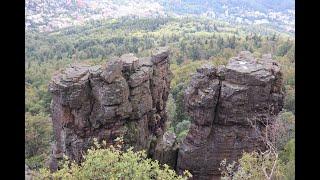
xmin=160 ymin=0 xmax=294 ymax=14
xmin=25 ymin=0 xmax=294 ymax=34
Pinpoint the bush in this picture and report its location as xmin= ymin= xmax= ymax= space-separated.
xmin=177 ymin=130 xmax=189 ymax=143
xmin=220 ymin=151 xmax=285 ymax=180
xmin=26 ymin=154 xmax=48 ymax=170
xmin=270 ymin=111 xmax=295 ymax=151
xmin=166 ymin=94 xmax=177 ymax=124
xmin=220 ymin=117 xmax=295 ymax=180
xmin=173 ymin=118 xmax=191 ymax=143
xmin=175 ymin=120 xmax=191 ymax=135
xmin=37 ymin=138 xmax=192 ymax=180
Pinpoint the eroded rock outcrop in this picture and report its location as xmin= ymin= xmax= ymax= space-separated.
xmin=48 ymin=49 xmax=284 ymax=179
xmin=48 ymin=47 xmax=172 ymax=171
xmin=177 ymin=51 xmax=284 ymax=179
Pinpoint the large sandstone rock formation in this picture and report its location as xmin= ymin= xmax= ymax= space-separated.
xmin=48 ymin=49 xmax=284 ymax=179
xmin=177 ymin=51 xmax=284 ymax=179
xmin=48 ymin=47 xmax=172 ymax=171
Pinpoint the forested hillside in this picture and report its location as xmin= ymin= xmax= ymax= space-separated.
xmin=26 ymin=16 xmax=293 ymax=62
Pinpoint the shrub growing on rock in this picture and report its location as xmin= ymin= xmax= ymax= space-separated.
xmin=220 ymin=151 xmax=285 ymax=180
xmin=37 ymin=138 xmax=192 ymax=180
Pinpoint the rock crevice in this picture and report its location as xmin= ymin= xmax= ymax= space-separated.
xmin=48 ymin=50 xmax=284 ymax=180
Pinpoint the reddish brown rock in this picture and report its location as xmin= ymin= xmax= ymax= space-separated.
xmin=48 ymin=47 xmax=172 ymax=171
xmin=48 ymin=49 xmax=284 ymax=179
xmin=176 ymin=51 xmax=284 ymax=179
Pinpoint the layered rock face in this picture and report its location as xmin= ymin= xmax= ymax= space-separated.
xmin=48 ymin=49 xmax=284 ymax=179
xmin=177 ymin=51 xmax=284 ymax=179
xmin=48 ymin=47 xmax=172 ymax=171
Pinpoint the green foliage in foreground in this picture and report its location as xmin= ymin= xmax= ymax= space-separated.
xmin=37 ymin=139 xmax=192 ymax=180
xmin=220 ymin=138 xmax=295 ymax=180
xmin=221 ymin=151 xmax=284 ymax=180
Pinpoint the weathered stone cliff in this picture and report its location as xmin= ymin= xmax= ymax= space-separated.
xmin=48 ymin=47 xmax=172 ymax=171
xmin=176 ymin=51 xmax=284 ymax=179
xmin=48 ymin=49 xmax=284 ymax=179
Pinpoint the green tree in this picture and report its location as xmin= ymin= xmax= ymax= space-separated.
xmin=190 ymin=45 xmax=200 ymax=60
xmin=37 ymin=139 xmax=192 ymax=180
xmin=25 ymin=112 xmax=53 ymax=169
xmin=175 ymin=120 xmax=191 ymax=142
xmin=166 ymin=94 xmax=177 ymax=125
xmin=217 ymin=37 xmax=224 ymax=50
xmin=227 ymin=36 xmax=236 ymax=49
xmin=277 ymin=40 xmax=293 ymax=56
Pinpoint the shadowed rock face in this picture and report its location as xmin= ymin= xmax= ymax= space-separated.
xmin=48 ymin=47 xmax=172 ymax=171
xmin=176 ymin=51 xmax=284 ymax=179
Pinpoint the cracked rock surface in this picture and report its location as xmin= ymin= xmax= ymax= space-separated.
xmin=176 ymin=51 xmax=284 ymax=179
xmin=48 ymin=47 xmax=172 ymax=171
xmin=48 ymin=49 xmax=284 ymax=179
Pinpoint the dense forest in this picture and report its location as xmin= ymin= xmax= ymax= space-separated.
xmin=25 ymin=16 xmax=294 ymax=179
